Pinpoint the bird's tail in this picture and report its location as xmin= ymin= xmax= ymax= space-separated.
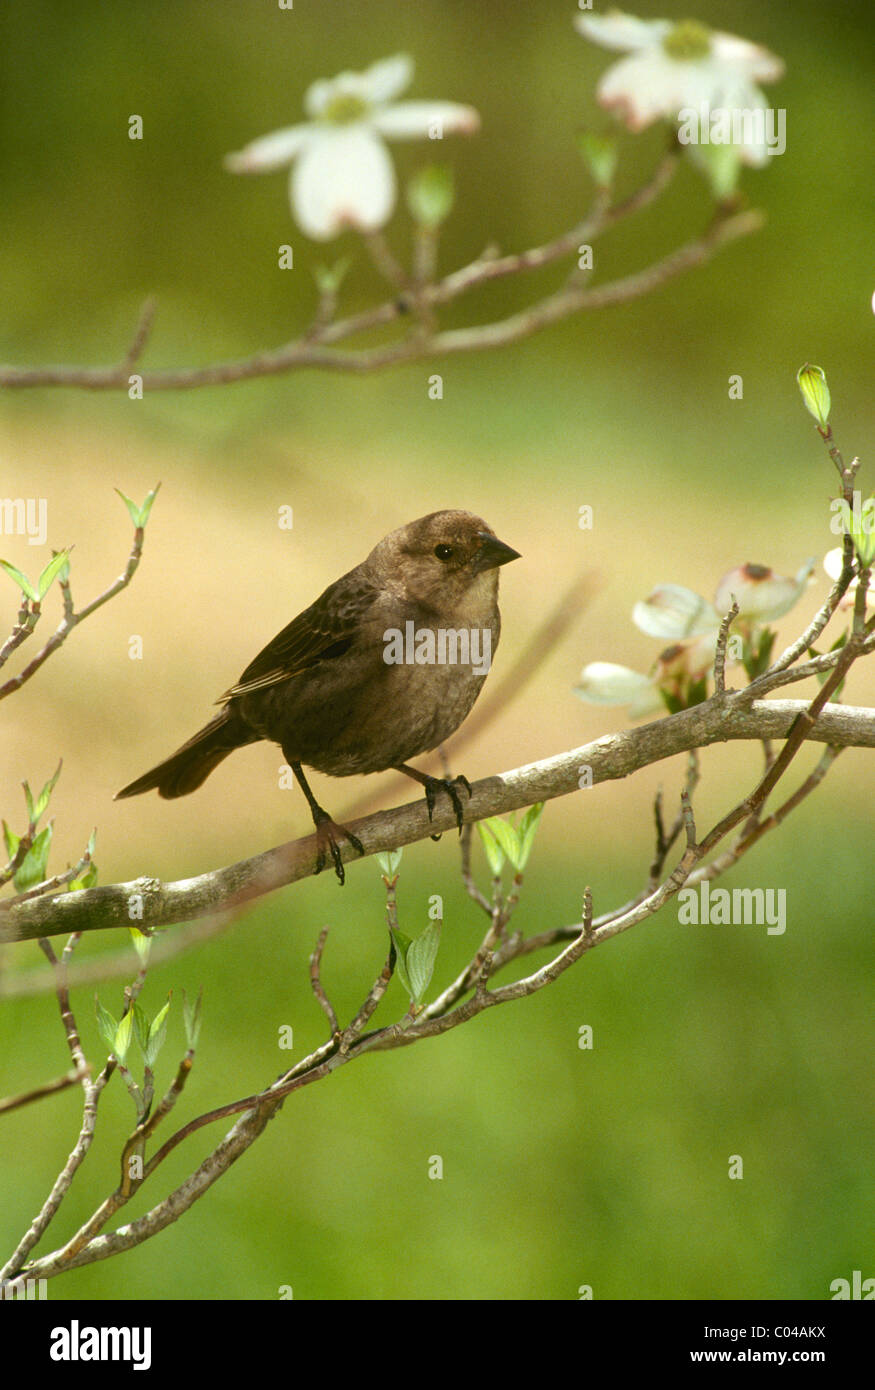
xmin=115 ymin=708 xmax=256 ymax=800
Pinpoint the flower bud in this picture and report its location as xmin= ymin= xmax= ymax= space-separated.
xmin=578 ymin=132 xmax=618 ymax=188
xmin=796 ymin=363 xmax=831 ymax=428
xmin=406 ymin=165 xmax=455 ymax=228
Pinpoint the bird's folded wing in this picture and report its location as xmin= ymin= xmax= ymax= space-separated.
xmin=217 ymin=570 xmax=378 ymax=701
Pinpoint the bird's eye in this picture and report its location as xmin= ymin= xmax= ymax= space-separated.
xmin=434 ymin=544 xmax=455 ymax=561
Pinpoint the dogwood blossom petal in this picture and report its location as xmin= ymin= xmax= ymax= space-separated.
xmin=291 ymin=126 xmax=396 ymax=240
xmin=372 ymin=100 xmax=480 ymax=140
xmin=574 ymin=662 xmax=658 ymax=707
xmin=823 ymin=549 xmax=845 ymax=583
xmin=305 ymin=55 xmax=414 ymax=120
xmin=633 ymin=585 xmax=720 ymax=639
xmin=575 ymin=12 xmax=671 ymax=53
xmin=362 ymin=53 xmax=415 ymax=103
xmin=225 ymin=124 xmax=316 ymax=174
xmin=597 ymin=52 xmax=767 ymax=132
xmin=710 ymin=32 xmax=784 ymax=82
xmin=713 ymin=560 xmax=815 ymax=622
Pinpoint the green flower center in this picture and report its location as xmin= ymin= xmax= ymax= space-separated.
xmin=663 ymin=20 xmax=712 ymax=61
xmin=322 ymin=93 xmax=370 ymax=124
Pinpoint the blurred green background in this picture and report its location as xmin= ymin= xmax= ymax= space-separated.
xmin=0 ymin=0 xmax=872 ymax=1300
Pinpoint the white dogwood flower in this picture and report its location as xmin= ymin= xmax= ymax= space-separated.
xmin=713 ymin=561 xmax=815 ymax=623
xmin=225 ymin=54 xmax=479 ymax=240
xmin=574 ymin=660 xmax=663 ymax=717
xmin=575 ymin=11 xmax=783 ymax=170
xmin=575 ymin=559 xmax=814 ymax=718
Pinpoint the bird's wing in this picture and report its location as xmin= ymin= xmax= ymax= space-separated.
xmin=217 ymin=569 xmax=379 ymax=702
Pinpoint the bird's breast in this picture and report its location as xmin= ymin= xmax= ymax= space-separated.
xmin=242 ymin=606 xmax=499 ymax=777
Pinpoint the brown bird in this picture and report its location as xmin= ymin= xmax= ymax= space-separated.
xmin=116 ymin=510 xmax=520 ymax=883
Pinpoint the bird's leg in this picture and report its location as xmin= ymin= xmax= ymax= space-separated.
xmin=394 ymin=763 xmax=472 ymax=836
xmin=290 ymin=762 xmax=364 ymax=885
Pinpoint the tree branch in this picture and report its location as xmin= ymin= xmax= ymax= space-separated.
xmin=0 ymin=516 xmax=155 ymax=701
xmin=2 ymin=696 xmax=872 ymax=944
xmin=0 ymin=203 xmax=761 ymax=393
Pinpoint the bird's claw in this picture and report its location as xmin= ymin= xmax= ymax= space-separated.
xmin=424 ymin=774 xmax=472 ymax=834
xmin=313 ymin=814 xmax=364 ymax=885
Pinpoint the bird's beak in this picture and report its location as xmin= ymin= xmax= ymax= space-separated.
xmin=473 ymin=532 xmax=521 ymax=574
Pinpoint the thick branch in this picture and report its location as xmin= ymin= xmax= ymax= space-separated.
xmin=2 ymin=697 xmax=872 ymax=945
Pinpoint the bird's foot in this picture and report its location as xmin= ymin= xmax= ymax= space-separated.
xmin=422 ymin=774 xmax=472 ymax=835
xmin=393 ymin=763 xmax=473 ymax=838
xmin=312 ymin=810 xmax=364 ymax=885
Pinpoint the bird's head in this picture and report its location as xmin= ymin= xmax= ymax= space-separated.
xmin=370 ymin=510 xmax=520 ymax=612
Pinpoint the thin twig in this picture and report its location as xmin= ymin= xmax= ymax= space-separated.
xmin=0 ymin=596 xmax=39 ymax=670
xmin=0 ymin=1069 xmax=86 ymax=1116
xmin=0 ymin=520 xmax=152 ymax=700
xmin=713 ymin=600 xmax=739 ymax=694
xmin=122 ymin=297 xmax=157 ymax=368
xmin=0 ymin=202 xmax=760 ymax=393
xmin=309 ymin=926 xmax=339 ymax=1034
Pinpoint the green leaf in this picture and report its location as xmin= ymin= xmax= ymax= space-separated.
xmin=37 ymin=548 xmax=71 ymax=599
xmin=144 ymin=997 xmax=171 ymax=1068
xmin=68 ymin=861 xmax=98 ymax=892
xmin=686 ymin=674 xmax=709 ymax=709
xmin=115 ymin=489 xmax=139 ymax=526
xmin=26 ymin=760 xmax=63 ymax=825
xmin=482 ymin=817 xmax=521 ymax=870
xmin=182 ymin=987 xmax=203 ymax=1049
xmin=376 ymin=847 xmax=403 ymax=876
xmin=116 ymin=483 xmax=161 ymax=529
xmin=13 ymin=823 xmax=53 ymax=892
xmin=811 ymin=634 xmax=848 ymax=695
xmin=405 ymin=919 xmax=442 ymax=1005
xmin=113 ymin=1009 xmax=134 ymax=1062
xmin=660 ymin=689 xmax=684 ymax=715
xmin=854 ymin=533 xmax=875 ymax=569
xmin=2 ymin=821 xmax=18 ymax=862
xmin=476 ymin=820 xmax=505 ymax=876
xmin=389 ymin=927 xmax=414 ymax=999
xmin=132 ymin=1002 xmax=150 ymax=1053
xmin=0 ymin=559 xmax=37 ymax=602
xmin=516 ymin=802 xmax=545 ymax=870
xmin=137 ymin=483 xmax=161 ymax=527
xmin=95 ymin=998 xmax=119 ymax=1053
xmin=743 ymin=627 xmax=777 ymax=681
xmin=849 ymin=500 xmax=875 ymax=568
xmin=129 ymin=926 xmax=151 ymax=962
xmin=406 ymin=164 xmax=454 ymax=228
